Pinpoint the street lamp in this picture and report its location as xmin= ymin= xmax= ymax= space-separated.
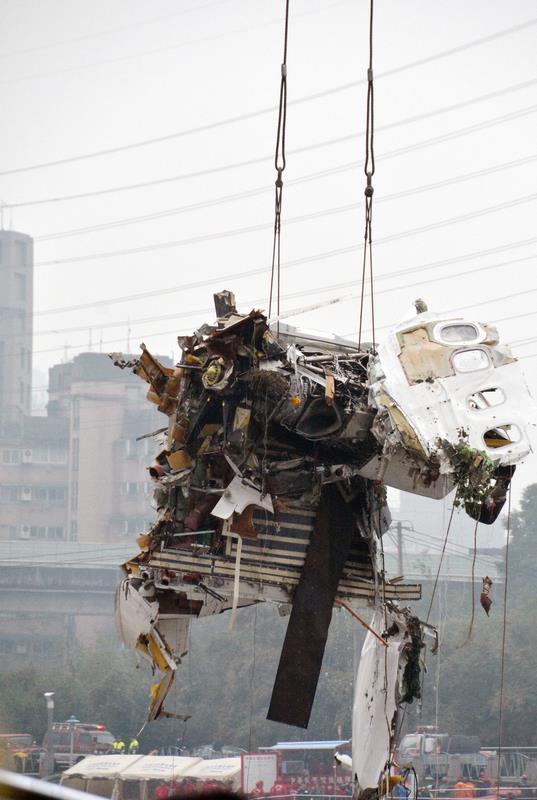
xmin=43 ymin=693 xmax=55 ymax=777
xmin=68 ymin=715 xmax=80 ymax=768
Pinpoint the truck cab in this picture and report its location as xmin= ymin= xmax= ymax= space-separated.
xmin=42 ymin=723 xmax=116 ymax=770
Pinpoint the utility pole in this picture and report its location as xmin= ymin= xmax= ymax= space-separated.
xmin=392 ymin=520 xmax=414 ymax=576
xmin=43 ymin=692 xmax=54 ymax=776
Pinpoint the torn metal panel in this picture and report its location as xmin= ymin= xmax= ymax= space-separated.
xmin=351 ymin=605 xmax=432 ymax=800
xmin=212 ymin=475 xmax=274 ymax=519
xmin=364 ymin=308 xmax=536 ymax=505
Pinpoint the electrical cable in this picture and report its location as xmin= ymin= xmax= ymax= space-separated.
xmin=5 ymin=260 xmax=537 ymax=360
xmin=0 ymin=0 xmax=232 ymax=59
xmin=268 ymin=0 xmax=290 ymax=328
xmin=2 ymin=15 xmax=537 ymax=175
xmin=33 ymin=150 xmax=537 ymax=242
xmin=33 ymin=189 xmax=537 ymax=267
xmin=0 ymin=0 xmax=351 ymax=89
xmin=426 ymin=498 xmax=457 ymax=623
xmin=8 ymin=92 xmax=537 ymax=209
xmin=358 ymin=0 xmax=376 ymax=349
xmin=32 ymin=233 xmax=537 ymax=316
xmin=495 ymin=488 xmax=511 ymax=800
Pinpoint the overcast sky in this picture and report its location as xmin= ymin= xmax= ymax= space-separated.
xmin=1 ymin=0 xmax=537 ymax=512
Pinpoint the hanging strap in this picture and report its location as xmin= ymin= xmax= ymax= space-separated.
xmin=268 ymin=0 xmax=290 ymax=335
xmin=358 ymin=0 xmax=376 ymax=350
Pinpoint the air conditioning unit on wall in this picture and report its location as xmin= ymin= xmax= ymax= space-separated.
xmin=21 ymin=449 xmax=32 ymax=464
xmin=19 ymin=525 xmax=31 ymax=539
xmin=21 ymin=487 xmax=31 ymax=501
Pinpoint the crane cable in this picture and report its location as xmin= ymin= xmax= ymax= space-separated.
xmin=268 ymin=0 xmax=290 ymax=335
xmin=496 ymin=487 xmax=511 ymax=799
xmin=358 ymin=0 xmax=376 ymax=349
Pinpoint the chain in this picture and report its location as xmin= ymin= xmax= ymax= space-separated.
xmin=268 ymin=0 xmax=290 ymax=335
xmin=358 ymin=0 xmax=376 ymax=350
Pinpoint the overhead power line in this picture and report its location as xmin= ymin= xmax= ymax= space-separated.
xmin=0 ymin=0 xmax=351 ymax=88
xmin=27 ymin=261 xmax=537 ymax=339
xmin=34 ymin=235 xmax=537 ymax=317
xmin=9 ymin=77 xmax=537 ymax=211
xmin=20 ymin=280 xmax=537 ymax=362
xmin=1 ymin=16 xmax=536 ymax=176
xmin=34 ymin=151 xmax=537 ymax=242
xmin=34 ymin=190 xmax=537 ymax=267
xmin=0 ymin=0 xmax=232 ymax=58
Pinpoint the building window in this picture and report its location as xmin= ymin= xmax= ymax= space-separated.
xmin=70 ymin=481 xmax=78 ymax=512
xmin=2 ymin=449 xmax=20 ymax=464
xmin=71 ymin=438 xmax=79 ymax=472
xmin=49 ymin=444 xmax=67 ymax=464
xmin=15 ymin=272 xmax=27 ymax=299
xmin=50 ymin=487 xmax=66 ymax=503
xmin=72 ymin=398 xmax=80 ymax=431
xmin=30 ymin=526 xmax=64 ymax=540
xmin=0 ymin=486 xmax=20 ymax=502
xmin=15 ymin=241 xmax=28 ymax=267
xmin=31 ymin=444 xmax=68 ymax=464
xmin=19 ymin=380 xmax=24 ymax=404
xmin=69 ymin=520 xmax=78 ymax=542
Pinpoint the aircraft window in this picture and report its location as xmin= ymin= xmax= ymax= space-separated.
xmin=440 ymin=324 xmax=480 ymax=343
xmin=468 ymin=388 xmax=506 ymax=409
xmin=484 ymin=425 xmax=521 ymax=449
xmin=453 ymin=349 xmax=490 ymax=373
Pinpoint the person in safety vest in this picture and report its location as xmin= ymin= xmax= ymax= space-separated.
xmin=128 ymin=739 xmax=139 ymax=754
xmin=113 ymin=740 xmax=126 ymax=754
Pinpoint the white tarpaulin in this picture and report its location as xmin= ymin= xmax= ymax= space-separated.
xmin=62 ymin=755 xmax=144 ymax=779
xmin=351 ymin=609 xmax=407 ymax=794
xmin=183 ymin=757 xmax=241 ymax=784
xmin=119 ymin=756 xmax=202 ymax=781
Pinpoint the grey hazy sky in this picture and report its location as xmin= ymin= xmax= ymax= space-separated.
xmin=1 ymin=0 xmax=537 ymax=506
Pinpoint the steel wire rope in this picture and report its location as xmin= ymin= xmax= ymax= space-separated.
xmin=358 ymin=0 xmax=376 ymax=349
xmin=456 ymin=517 xmax=481 ymax=649
xmin=426 ymin=499 xmax=458 ymax=624
xmin=33 ymin=187 xmax=537 ymax=267
xmin=496 ymin=488 xmax=511 ymax=800
xmin=2 ymin=14 xmax=536 ymax=174
xmin=33 ymin=234 xmax=537 ymax=316
xmin=268 ymin=0 xmax=290 ymax=331
xmin=10 ymin=93 xmax=537 ymax=211
xmin=32 ymin=150 xmax=537 ymax=242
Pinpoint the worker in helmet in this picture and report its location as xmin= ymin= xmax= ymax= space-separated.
xmin=128 ymin=738 xmax=139 ymax=755
xmin=113 ymin=739 xmax=126 ymax=754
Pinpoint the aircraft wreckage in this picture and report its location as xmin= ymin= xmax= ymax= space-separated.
xmin=112 ymin=291 xmax=534 ymax=798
